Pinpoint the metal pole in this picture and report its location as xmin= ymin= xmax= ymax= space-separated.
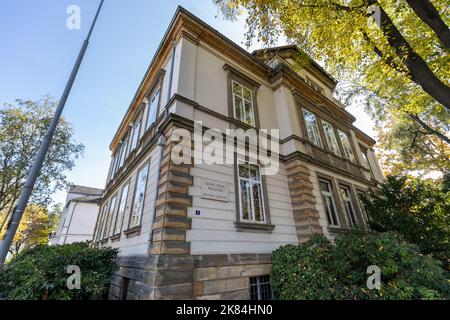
xmin=0 ymin=0 xmax=105 ymax=268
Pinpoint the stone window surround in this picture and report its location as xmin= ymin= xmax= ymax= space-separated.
xmin=144 ymin=69 xmax=165 ymax=132
xmin=318 ymin=178 xmax=341 ymax=227
xmin=337 ymin=183 xmax=359 ymax=226
xmin=302 ymin=108 xmax=324 ymax=148
xmin=316 ymin=173 xmax=350 ymax=231
xmin=124 ymin=160 xmax=151 ymax=238
xmin=295 ymin=95 xmax=361 ymax=167
xmin=110 ymin=179 xmax=131 ymax=242
xmin=224 ymin=63 xmax=261 ymax=129
xmin=233 ymin=153 xmax=275 ymax=233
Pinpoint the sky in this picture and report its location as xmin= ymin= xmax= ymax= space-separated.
xmin=0 ymin=0 xmax=375 ymax=206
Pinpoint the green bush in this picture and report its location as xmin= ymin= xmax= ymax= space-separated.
xmin=362 ymin=175 xmax=450 ymax=267
xmin=271 ymin=229 xmax=450 ymax=300
xmin=0 ymin=242 xmax=118 ymax=300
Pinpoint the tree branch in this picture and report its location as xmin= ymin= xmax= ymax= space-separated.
xmin=367 ymin=1 xmax=450 ymax=108
xmin=406 ymin=0 xmax=450 ymax=50
xmin=408 ymin=113 xmax=450 ymax=145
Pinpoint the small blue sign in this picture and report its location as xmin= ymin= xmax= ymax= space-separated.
xmin=195 ymin=210 xmax=201 ymax=216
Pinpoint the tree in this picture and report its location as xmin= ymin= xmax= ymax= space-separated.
xmin=0 ymin=96 xmax=84 ymax=233
xmin=0 ymin=204 xmax=56 ymax=257
xmin=362 ymin=175 xmax=450 ymax=267
xmin=215 ymin=0 xmax=450 ymax=175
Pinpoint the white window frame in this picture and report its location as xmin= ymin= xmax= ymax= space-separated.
xmin=112 ymin=182 xmax=130 ymax=236
xmin=322 ymin=120 xmax=342 ymax=156
xmin=146 ymin=89 xmax=160 ymax=131
xmin=130 ymin=116 xmax=142 ymax=152
xmin=103 ymin=195 xmax=117 ymax=239
xmin=319 ymin=179 xmax=340 ymax=227
xmin=128 ymin=163 xmax=150 ymax=228
xmin=303 ymin=109 xmax=323 ymax=147
xmin=237 ymin=159 xmax=266 ymax=224
xmin=339 ymin=186 xmax=357 ymax=226
xmin=232 ymin=80 xmax=255 ymax=127
xmin=338 ymin=130 xmax=356 ymax=163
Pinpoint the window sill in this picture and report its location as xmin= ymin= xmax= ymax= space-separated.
xmin=234 ymin=221 xmax=275 ymax=233
xmin=328 ymin=226 xmax=349 ymax=234
xmin=110 ymin=234 xmax=121 ymax=242
xmin=99 ymin=239 xmax=108 ymax=245
xmin=123 ymin=226 xmax=141 ymax=238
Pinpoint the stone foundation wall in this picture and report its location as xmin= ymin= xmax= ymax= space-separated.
xmin=109 ymin=253 xmax=272 ymax=300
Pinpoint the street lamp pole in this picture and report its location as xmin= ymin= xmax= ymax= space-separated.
xmin=0 ymin=0 xmax=105 ymax=269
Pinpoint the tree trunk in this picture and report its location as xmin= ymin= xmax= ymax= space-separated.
xmin=370 ymin=2 xmax=450 ymax=108
xmin=405 ymin=0 xmax=450 ymax=50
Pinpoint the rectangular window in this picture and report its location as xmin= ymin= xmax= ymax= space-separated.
xmin=146 ymin=90 xmax=160 ymax=130
xmin=359 ymin=146 xmax=370 ymax=169
xmin=103 ymin=195 xmax=117 ymax=239
xmin=322 ymin=121 xmax=341 ymax=156
xmin=130 ymin=117 xmax=142 ymax=152
xmin=232 ymin=80 xmax=255 ymax=127
xmin=95 ymin=204 xmax=107 ymax=242
xmin=117 ymin=133 xmax=129 ymax=169
xmin=303 ymin=109 xmax=323 ymax=147
xmin=250 ymin=276 xmax=273 ymax=300
xmin=338 ymin=130 xmax=356 ymax=163
xmin=319 ymin=179 xmax=339 ymax=226
xmin=129 ymin=163 xmax=150 ymax=228
xmin=357 ymin=190 xmax=368 ymax=222
xmin=339 ymin=186 xmax=357 ymax=226
xmin=237 ymin=160 xmax=266 ymax=223
xmin=112 ymin=183 xmax=129 ymax=235
xmin=109 ymin=152 xmax=118 ymax=180
xmin=96 ymin=202 xmax=108 ymax=241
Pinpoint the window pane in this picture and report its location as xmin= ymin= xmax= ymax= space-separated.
xmin=319 ymin=181 xmax=330 ymax=192
xmin=238 ymin=163 xmax=249 ymax=179
xmin=303 ymin=110 xmax=322 ymax=147
xmin=234 ymin=95 xmax=243 ymax=121
xmin=113 ymin=183 xmax=129 ymax=235
xmin=244 ymin=100 xmax=255 ymax=126
xmin=240 ymin=180 xmax=250 ymax=220
xmin=243 ymin=87 xmax=252 ymax=100
xmin=252 ymin=183 xmax=263 ymax=222
xmin=249 ymin=164 xmax=260 ymax=181
xmin=146 ymin=90 xmax=160 ymax=130
xmin=322 ymin=121 xmax=341 ymax=156
xmin=232 ymin=81 xmax=241 ymax=95
xmin=129 ymin=164 xmax=149 ymax=228
xmin=338 ymin=130 xmax=355 ymax=162
xmin=103 ymin=196 xmax=116 ymax=239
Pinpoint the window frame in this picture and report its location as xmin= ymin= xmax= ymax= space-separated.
xmin=127 ymin=161 xmax=150 ymax=230
xmin=236 ymin=159 xmax=267 ymax=224
xmin=249 ymin=275 xmax=274 ymax=300
xmin=319 ymin=179 xmax=340 ymax=227
xmin=102 ymin=194 xmax=117 ymax=239
xmin=224 ymin=63 xmax=260 ymax=129
xmin=111 ymin=181 xmax=130 ymax=237
xmin=129 ymin=115 xmax=143 ymax=153
xmin=322 ymin=120 xmax=342 ymax=156
xmin=145 ymin=89 xmax=161 ymax=131
xmin=303 ymin=109 xmax=323 ymax=148
xmin=232 ymin=80 xmax=256 ymax=127
xmin=338 ymin=129 xmax=356 ymax=163
xmin=339 ymin=185 xmax=357 ymax=226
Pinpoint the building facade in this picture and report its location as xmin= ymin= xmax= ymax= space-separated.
xmin=93 ymin=7 xmax=383 ymax=300
xmin=50 ymin=185 xmax=103 ymax=245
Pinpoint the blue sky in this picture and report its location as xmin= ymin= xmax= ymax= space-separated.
xmin=0 ymin=0 xmax=375 ymax=205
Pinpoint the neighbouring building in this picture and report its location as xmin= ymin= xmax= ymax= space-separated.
xmin=50 ymin=185 xmax=103 ymax=245
xmin=93 ymin=7 xmax=384 ymax=300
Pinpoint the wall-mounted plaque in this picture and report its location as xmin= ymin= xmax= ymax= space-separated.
xmin=200 ymin=179 xmax=229 ymax=202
